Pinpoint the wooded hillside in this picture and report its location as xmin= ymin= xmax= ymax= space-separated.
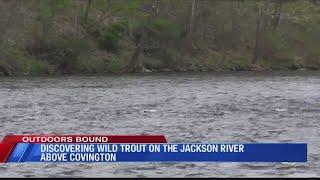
xmin=0 ymin=0 xmax=320 ymax=75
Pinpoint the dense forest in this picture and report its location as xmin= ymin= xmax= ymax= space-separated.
xmin=0 ymin=0 xmax=320 ymax=75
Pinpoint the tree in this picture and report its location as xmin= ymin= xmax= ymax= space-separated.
xmin=252 ymin=1 xmax=269 ymax=64
xmin=84 ymin=0 xmax=92 ymax=23
xmin=122 ymin=0 xmax=159 ymax=72
xmin=0 ymin=0 xmax=20 ymax=44
xmin=231 ymin=0 xmax=242 ymax=49
xmin=188 ymin=0 xmax=196 ymax=35
xmin=272 ymin=0 xmax=283 ymax=32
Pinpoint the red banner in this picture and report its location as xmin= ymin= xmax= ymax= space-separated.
xmin=0 ymin=134 xmax=167 ymax=163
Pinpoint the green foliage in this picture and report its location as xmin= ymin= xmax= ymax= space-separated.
xmin=219 ymin=54 xmax=251 ymax=71
xmin=24 ymin=58 xmax=47 ymax=74
xmin=105 ymin=55 xmax=128 ymax=72
xmin=35 ymin=0 xmax=71 ymax=17
xmin=264 ymin=32 xmax=289 ymax=52
xmin=75 ymin=51 xmax=128 ymax=73
xmin=99 ymin=22 xmax=126 ymax=52
xmin=2 ymin=47 xmax=47 ymax=75
xmin=75 ymin=55 xmax=106 ymax=73
xmin=150 ymin=18 xmax=182 ymax=42
xmin=163 ymin=49 xmax=175 ymax=67
xmin=152 ymin=18 xmax=181 ymax=36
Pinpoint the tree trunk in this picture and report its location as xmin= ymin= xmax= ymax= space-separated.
xmin=272 ymin=0 xmax=282 ymax=33
xmin=189 ymin=0 xmax=196 ymax=35
xmin=84 ymin=0 xmax=92 ymax=23
xmin=252 ymin=1 xmax=268 ymax=64
xmin=0 ymin=0 xmax=20 ymax=44
xmin=40 ymin=4 xmax=58 ymax=44
xmin=123 ymin=30 xmax=145 ymax=73
xmin=74 ymin=3 xmax=79 ymax=39
xmin=231 ymin=0 xmax=241 ymax=50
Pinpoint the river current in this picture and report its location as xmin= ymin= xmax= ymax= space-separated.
xmin=0 ymin=71 xmax=319 ymax=177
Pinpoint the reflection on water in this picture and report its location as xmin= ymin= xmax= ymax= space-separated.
xmin=0 ymin=71 xmax=319 ymax=177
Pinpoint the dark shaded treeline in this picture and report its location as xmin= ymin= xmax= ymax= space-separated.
xmin=0 ymin=0 xmax=320 ymax=75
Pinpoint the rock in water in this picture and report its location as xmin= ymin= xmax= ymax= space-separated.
xmin=141 ymin=67 xmax=152 ymax=73
xmin=275 ymin=108 xmax=287 ymax=112
xmin=144 ymin=109 xmax=157 ymax=113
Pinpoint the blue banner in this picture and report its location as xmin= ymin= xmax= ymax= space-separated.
xmin=8 ymin=143 xmax=307 ymax=162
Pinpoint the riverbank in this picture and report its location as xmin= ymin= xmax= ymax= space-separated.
xmin=1 ymin=51 xmax=319 ymax=76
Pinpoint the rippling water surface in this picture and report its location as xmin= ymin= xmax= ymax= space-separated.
xmin=0 ymin=71 xmax=319 ymax=177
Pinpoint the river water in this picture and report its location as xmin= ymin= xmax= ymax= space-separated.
xmin=0 ymin=71 xmax=319 ymax=177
